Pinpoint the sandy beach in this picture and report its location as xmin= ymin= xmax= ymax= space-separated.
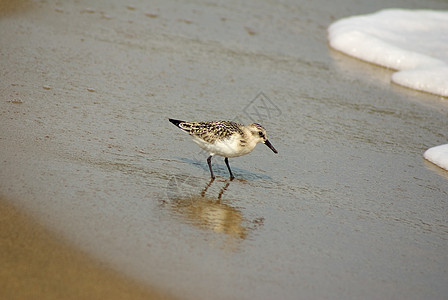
xmin=0 ymin=197 xmax=176 ymax=300
xmin=1 ymin=0 xmax=448 ymax=299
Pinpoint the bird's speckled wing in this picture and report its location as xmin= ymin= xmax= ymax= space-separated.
xmin=179 ymin=121 xmax=245 ymax=144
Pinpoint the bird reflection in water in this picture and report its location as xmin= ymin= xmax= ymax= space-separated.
xmin=163 ymin=177 xmax=264 ymax=245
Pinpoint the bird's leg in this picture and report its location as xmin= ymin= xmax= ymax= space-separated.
xmin=207 ymin=155 xmax=215 ymax=179
xmin=224 ymin=157 xmax=235 ymax=180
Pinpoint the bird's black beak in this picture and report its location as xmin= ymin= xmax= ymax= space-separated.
xmin=264 ymin=139 xmax=278 ymax=153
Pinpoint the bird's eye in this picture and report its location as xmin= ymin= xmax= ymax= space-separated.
xmin=258 ymin=131 xmax=263 ymax=137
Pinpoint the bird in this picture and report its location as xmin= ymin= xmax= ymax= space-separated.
xmin=169 ymin=118 xmax=278 ymax=179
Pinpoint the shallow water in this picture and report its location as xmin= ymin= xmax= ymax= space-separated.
xmin=1 ymin=0 xmax=448 ymax=299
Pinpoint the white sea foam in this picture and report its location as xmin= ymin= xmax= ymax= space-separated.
xmin=424 ymin=144 xmax=448 ymax=171
xmin=328 ymin=9 xmax=448 ymax=97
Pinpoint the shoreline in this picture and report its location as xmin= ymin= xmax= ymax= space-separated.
xmin=0 ymin=197 xmax=176 ymax=300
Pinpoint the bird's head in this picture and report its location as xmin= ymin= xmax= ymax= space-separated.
xmin=247 ymin=123 xmax=278 ymax=154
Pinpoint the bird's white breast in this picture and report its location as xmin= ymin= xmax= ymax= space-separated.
xmin=191 ymin=135 xmax=256 ymax=158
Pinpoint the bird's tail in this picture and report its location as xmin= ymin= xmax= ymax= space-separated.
xmin=169 ymin=118 xmax=184 ymax=128
xmin=169 ymin=118 xmax=195 ymax=133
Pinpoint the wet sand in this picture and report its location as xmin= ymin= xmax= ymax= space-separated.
xmin=1 ymin=0 xmax=448 ymax=299
xmin=0 ymin=197 xmax=176 ymax=300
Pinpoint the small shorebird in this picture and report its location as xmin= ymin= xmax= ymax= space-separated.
xmin=169 ymin=119 xmax=278 ymax=179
